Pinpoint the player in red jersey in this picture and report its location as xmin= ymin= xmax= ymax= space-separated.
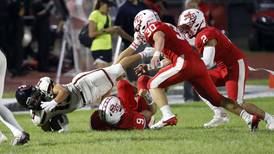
xmin=178 ymin=9 xmax=274 ymax=130
xmin=115 ymin=9 xmax=259 ymax=131
xmin=90 ymin=75 xmax=156 ymax=130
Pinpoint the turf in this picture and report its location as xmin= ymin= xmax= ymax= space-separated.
xmin=0 ymin=97 xmax=274 ymax=154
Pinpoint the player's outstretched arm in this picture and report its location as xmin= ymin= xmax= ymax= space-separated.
xmin=114 ymin=46 xmax=136 ymax=64
xmin=41 ymin=84 xmax=70 ymax=112
xmin=119 ymin=53 xmax=142 ymax=71
xmin=52 ymin=84 xmax=70 ymax=103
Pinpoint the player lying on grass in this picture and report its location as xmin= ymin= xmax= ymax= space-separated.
xmin=116 ymin=9 xmax=262 ymax=131
xmin=0 ymin=49 xmax=30 ymax=145
xmin=177 ymin=9 xmax=274 ymax=130
xmin=15 ymin=52 xmax=150 ymax=132
xmin=90 ymin=75 xmax=156 ymax=130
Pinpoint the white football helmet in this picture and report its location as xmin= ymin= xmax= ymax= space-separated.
xmin=99 ymin=96 xmax=125 ymax=125
xmin=178 ymin=9 xmax=206 ymax=38
xmin=134 ymin=9 xmax=161 ymax=37
xmin=36 ymin=77 xmax=54 ymax=100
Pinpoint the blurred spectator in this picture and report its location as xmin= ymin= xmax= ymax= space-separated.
xmin=114 ymin=0 xmax=147 ymax=82
xmin=7 ymin=0 xmax=25 ymax=76
xmin=0 ymin=0 xmax=10 ymax=60
xmin=185 ymin=0 xmax=210 ymax=20
xmin=31 ymin=0 xmax=54 ymax=72
xmin=115 ymin=0 xmax=146 ymax=47
xmin=143 ymin=0 xmax=175 ymax=24
xmin=88 ymin=0 xmax=132 ymax=69
xmin=88 ymin=0 xmax=115 ymax=68
xmin=66 ymin=0 xmax=92 ymax=72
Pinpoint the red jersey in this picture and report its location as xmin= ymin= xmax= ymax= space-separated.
xmin=115 ymin=79 xmax=147 ymax=130
xmin=116 ymin=111 xmax=146 ymax=130
xmin=144 ymin=22 xmax=195 ymax=63
xmin=90 ymin=80 xmax=149 ymax=130
xmin=90 ymin=100 xmax=147 ymax=130
xmin=195 ymin=26 xmax=245 ymax=67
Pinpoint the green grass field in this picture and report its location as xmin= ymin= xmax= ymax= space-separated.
xmin=0 ymin=97 xmax=274 ymax=154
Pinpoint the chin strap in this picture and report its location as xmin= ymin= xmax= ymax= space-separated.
xmin=248 ymin=66 xmax=274 ymax=75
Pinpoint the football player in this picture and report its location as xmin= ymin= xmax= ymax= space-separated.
xmin=115 ymin=9 xmax=260 ymax=131
xmin=0 ymin=49 xmax=30 ymax=145
xmin=90 ymin=75 xmax=156 ymax=130
xmin=15 ymin=53 xmax=147 ymax=131
xmin=177 ymin=9 xmax=274 ymax=130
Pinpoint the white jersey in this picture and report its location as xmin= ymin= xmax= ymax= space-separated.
xmin=70 ymin=64 xmax=125 ymax=106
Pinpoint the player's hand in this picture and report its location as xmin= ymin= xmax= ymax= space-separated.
xmin=150 ymin=55 xmax=160 ymax=69
xmin=41 ymin=100 xmax=57 ymax=112
xmin=134 ymin=64 xmax=148 ymax=76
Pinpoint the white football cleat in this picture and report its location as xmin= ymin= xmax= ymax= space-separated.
xmin=150 ymin=115 xmax=177 ymax=129
xmin=204 ymin=114 xmax=229 ymax=128
xmin=0 ymin=132 xmax=8 ymax=144
xmin=12 ymin=131 xmax=30 ymax=146
xmin=266 ymin=116 xmax=274 ymax=131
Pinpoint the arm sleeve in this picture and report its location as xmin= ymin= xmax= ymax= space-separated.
xmin=201 ymin=46 xmax=215 ymax=68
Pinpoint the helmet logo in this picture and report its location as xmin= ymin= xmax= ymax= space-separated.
xmin=184 ymin=12 xmax=197 ymax=26
xmin=109 ymin=104 xmax=122 ymax=114
xmin=134 ymin=15 xmax=142 ymax=32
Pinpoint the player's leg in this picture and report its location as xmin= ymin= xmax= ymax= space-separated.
xmin=190 ymin=70 xmax=259 ymax=131
xmin=148 ymin=58 xmax=187 ymax=129
xmin=200 ymin=96 xmax=229 ymax=128
xmin=227 ymin=59 xmax=274 ymax=130
xmin=0 ymin=50 xmax=29 ymax=145
xmin=203 ymin=69 xmax=229 ymax=128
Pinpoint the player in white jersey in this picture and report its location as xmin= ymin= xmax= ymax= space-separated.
xmin=15 ymin=53 xmax=144 ymax=131
xmin=0 ymin=50 xmax=30 ymax=145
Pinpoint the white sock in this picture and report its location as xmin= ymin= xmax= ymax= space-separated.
xmin=0 ymin=116 xmax=22 ymax=137
xmin=160 ymin=105 xmax=174 ymax=120
xmin=240 ymin=110 xmax=253 ymax=124
xmin=264 ymin=112 xmax=273 ymax=124
xmin=200 ymin=95 xmax=226 ymax=117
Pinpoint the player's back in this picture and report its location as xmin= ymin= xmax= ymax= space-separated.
xmin=144 ymin=22 xmax=196 ymax=63
xmin=195 ymin=26 xmax=245 ymax=67
xmin=71 ymin=64 xmax=125 ymax=105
